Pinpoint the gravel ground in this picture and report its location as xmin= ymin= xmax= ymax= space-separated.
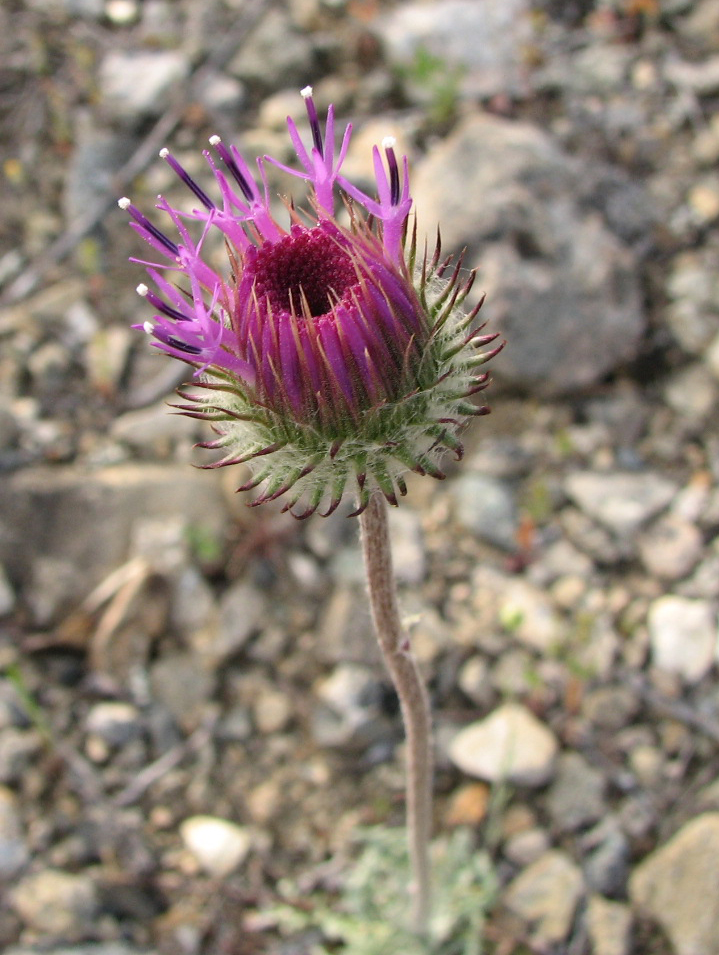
xmin=1 ymin=1 xmax=718 ymax=953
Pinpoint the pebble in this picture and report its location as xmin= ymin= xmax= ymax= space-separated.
xmin=0 ymin=785 xmax=28 ymax=879
xmin=252 ymin=687 xmax=293 ymax=735
xmin=11 ymin=869 xmax=99 ymax=939
xmin=665 ymin=250 xmax=719 ymax=355
xmin=638 ymin=513 xmax=703 ymax=580
xmin=149 ymin=654 xmax=215 ymax=730
xmin=564 ymin=470 xmax=677 ymax=537
xmin=444 ymin=782 xmax=490 ymax=827
xmin=85 ymin=702 xmax=143 ymax=747
xmin=0 ymin=564 xmax=15 ymax=616
xmin=179 ymin=815 xmax=252 ymax=878
xmin=449 ymin=703 xmax=559 ymax=787
xmin=498 ymin=578 xmax=567 ymax=652
xmin=386 ymin=507 xmax=426 ymax=584
xmin=584 ymin=825 xmax=631 ymax=897
xmin=503 ymin=850 xmax=584 ymax=950
xmin=227 ymin=8 xmax=314 ymax=88
xmin=210 ymin=580 xmax=268 ymax=665
xmin=648 ymin=595 xmax=717 ymax=683
xmin=0 ymin=728 xmax=43 ymax=784
xmin=99 ymin=50 xmax=190 ymax=119
xmin=630 ymin=813 xmax=719 ymax=955
xmin=504 ymin=827 xmax=551 ymax=867
xmin=312 ymin=664 xmax=389 ymax=751
xmin=546 ymin=753 xmax=606 ymax=833
xmin=457 ymin=655 xmax=492 ymax=706
xmin=585 ymin=895 xmax=633 ymax=955
xmin=664 ymin=361 xmax=718 ymax=421
xmin=582 ymin=685 xmax=639 ymax=731
xmin=452 ymin=472 xmax=518 ymax=551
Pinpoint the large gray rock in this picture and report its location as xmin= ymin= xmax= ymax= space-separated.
xmin=412 ymin=114 xmax=645 ymax=395
xmin=630 ymin=813 xmax=719 ymax=955
xmin=374 ymin=0 xmax=534 ymax=99
xmin=0 ymin=464 xmax=229 ymax=620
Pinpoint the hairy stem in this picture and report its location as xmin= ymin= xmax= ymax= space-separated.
xmin=359 ymin=492 xmax=433 ymax=933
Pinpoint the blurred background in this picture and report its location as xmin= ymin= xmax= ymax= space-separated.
xmin=0 ymin=0 xmax=718 ymax=953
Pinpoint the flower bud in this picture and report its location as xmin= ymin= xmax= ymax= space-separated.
xmin=122 ymin=90 xmax=503 ymax=517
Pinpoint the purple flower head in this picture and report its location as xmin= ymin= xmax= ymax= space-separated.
xmin=122 ymin=89 xmax=503 ymax=517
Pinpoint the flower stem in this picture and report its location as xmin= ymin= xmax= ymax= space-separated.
xmin=359 ymin=492 xmax=433 ymax=933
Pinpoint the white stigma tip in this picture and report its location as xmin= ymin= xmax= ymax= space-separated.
xmin=118 ymin=197 xmax=131 ymax=209
xmin=142 ymin=321 xmax=154 ymax=335
xmin=209 ymin=135 xmax=221 ymax=146
xmin=382 ymin=136 xmax=397 ymax=150
xmin=300 ymin=85 xmax=313 ymax=98
xmin=159 ymin=147 xmax=169 ymax=158
xmin=136 ymin=283 xmax=149 ymax=297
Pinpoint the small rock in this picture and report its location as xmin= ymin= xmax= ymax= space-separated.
xmin=150 ymin=654 xmax=214 ymax=730
xmin=445 ymin=782 xmax=490 ymax=827
xmin=546 ymin=753 xmax=606 ymax=833
xmin=457 ymin=656 xmax=492 ymax=706
xmin=638 ymin=513 xmax=703 ymax=580
xmin=228 ymin=9 xmax=314 ymax=88
xmin=628 ymin=744 xmax=664 ymax=789
xmin=664 ymin=250 xmax=719 ymax=355
xmin=0 ymin=728 xmax=43 ymax=784
xmin=179 ymin=815 xmax=252 ymax=878
xmin=252 ymin=687 xmax=292 ymax=735
xmin=85 ymin=701 xmax=143 ymax=747
xmin=196 ymin=70 xmax=246 ymax=115
xmin=586 ymin=895 xmax=633 ymax=955
xmin=630 ymin=813 xmax=719 ymax=955
xmin=565 ymin=470 xmax=677 ymax=537
xmin=312 ymin=664 xmax=389 ymax=751
xmin=667 ymin=361 xmax=718 ymax=421
xmin=387 ymin=507 xmax=426 ymax=584
xmin=0 ymin=564 xmax=15 ymax=617
xmin=210 ymin=580 xmax=268 ymax=665
xmin=687 ymin=181 xmax=719 ymax=225
xmin=452 ymin=473 xmax=518 ymax=551
xmin=449 ymin=703 xmax=559 ymax=786
xmin=316 ymin=585 xmax=377 ymax=665
xmin=170 ymin=567 xmax=219 ymax=641
xmin=111 ymin=402 xmax=197 ymax=456
xmin=0 ymin=785 xmax=28 ymax=879
xmin=504 ymin=827 xmax=551 ymax=867
xmin=504 ymin=850 xmax=584 ymax=949
xmin=666 ymin=54 xmax=719 ymax=95
xmin=490 ymin=648 xmax=537 ymax=697
xmin=584 ymin=826 xmax=631 ymax=897
xmin=582 ymin=685 xmax=639 ymax=731
xmin=648 ymin=595 xmax=717 ymax=683
xmin=499 ymin=578 xmax=567 ymax=652
xmin=99 ymin=50 xmax=189 ymax=119
xmin=11 ymin=869 xmax=99 ymax=939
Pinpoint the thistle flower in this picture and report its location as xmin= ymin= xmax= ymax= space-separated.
xmin=120 ymin=88 xmax=502 ymax=518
